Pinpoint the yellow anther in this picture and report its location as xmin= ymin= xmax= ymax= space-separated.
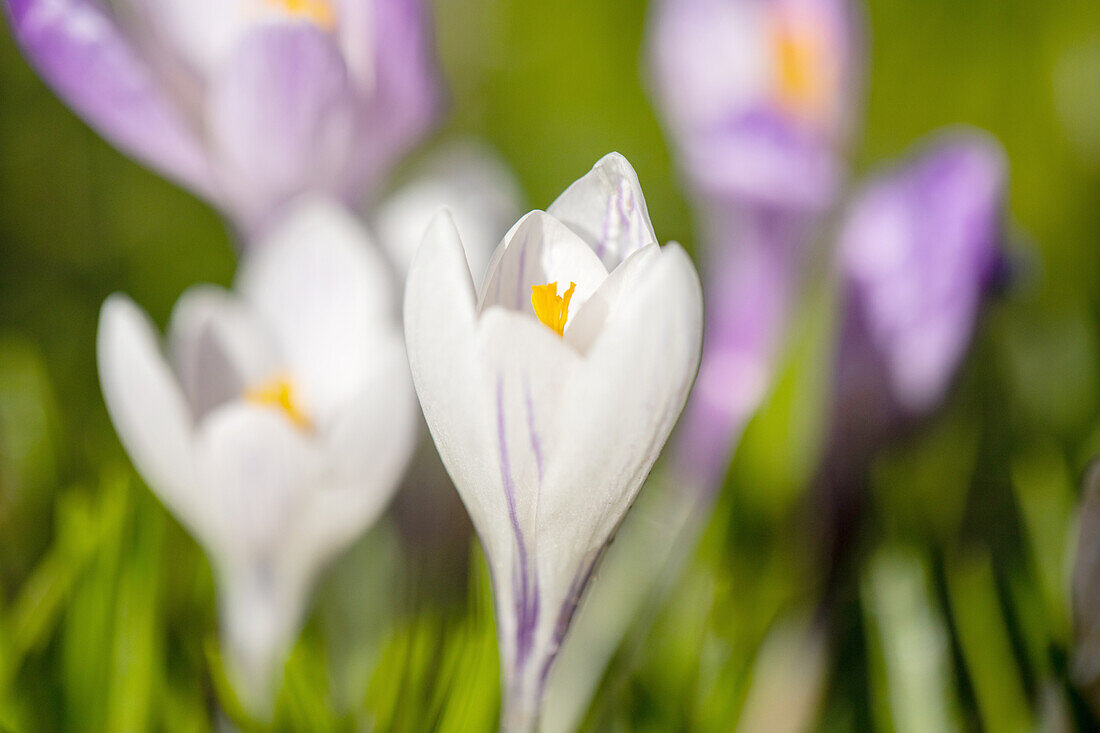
xmin=531 ymin=281 xmax=576 ymax=338
xmin=773 ymin=20 xmax=826 ymax=119
xmin=266 ymin=0 xmax=336 ymax=30
xmin=244 ymin=374 xmax=312 ymax=430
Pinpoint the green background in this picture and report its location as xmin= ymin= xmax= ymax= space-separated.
xmin=2 ymin=0 xmax=1100 ymax=729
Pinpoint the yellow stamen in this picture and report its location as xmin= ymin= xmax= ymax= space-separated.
xmin=531 ymin=281 xmax=576 ymax=338
xmin=266 ymin=0 xmax=336 ymax=30
xmin=773 ymin=20 xmax=826 ymax=118
xmin=244 ymin=374 xmax=312 ymax=430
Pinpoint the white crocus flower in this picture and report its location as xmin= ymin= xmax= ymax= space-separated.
xmin=404 ymin=153 xmax=703 ymax=730
xmin=97 ymin=199 xmax=416 ymax=713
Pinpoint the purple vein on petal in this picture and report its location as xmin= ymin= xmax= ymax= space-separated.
xmin=537 ymin=551 xmax=602 ymax=693
xmin=598 ymin=178 xmax=637 ymax=263
xmin=497 ymin=373 xmax=539 ymax=667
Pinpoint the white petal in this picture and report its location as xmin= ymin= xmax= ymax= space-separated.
xmin=294 ymin=329 xmax=417 ymax=565
xmin=564 ymin=243 xmax=661 ymax=355
xmin=478 ymin=211 xmax=608 ymax=321
xmin=546 ymin=153 xmax=658 ymax=270
xmin=405 ymin=211 xmax=504 ymax=555
xmin=237 ymin=198 xmax=397 ymax=419
xmin=168 ymin=284 xmax=279 ymax=418
xmin=194 ymin=401 xmax=325 ymax=561
xmin=372 ymin=141 xmax=525 ymax=288
xmin=97 ymin=294 xmax=206 ymax=534
xmin=536 ymin=243 xmax=702 ymax=633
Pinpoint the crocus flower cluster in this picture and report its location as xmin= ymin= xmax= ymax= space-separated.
xmin=97 ymin=201 xmax=418 ymax=709
xmin=5 ymin=0 xmax=542 ymax=714
xmin=405 ymin=154 xmax=703 ymax=729
xmin=3 ymin=0 xmax=440 ymax=232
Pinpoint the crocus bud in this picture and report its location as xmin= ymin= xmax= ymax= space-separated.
xmin=404 ymin=154 xmax=703 ymax=730
xmin=648 ymin=0 xmax=863 ymax=210
xmin=4 ymin=0 xmax=441 ymax=232
xmin=97 ymin=199 xmax=417 ymax=712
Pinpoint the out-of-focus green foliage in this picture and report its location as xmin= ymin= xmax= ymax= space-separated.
xmin=1 ymin=0 xmax=1100 ymax=730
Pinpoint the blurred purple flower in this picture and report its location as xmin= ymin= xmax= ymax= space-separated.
xmin=649 ymin=0 xmax=863 ymax=210
xmin=835 ymin=131 xmax=1008 ymax=431
xmin=3 ymin=0 xmax=441 ymax=233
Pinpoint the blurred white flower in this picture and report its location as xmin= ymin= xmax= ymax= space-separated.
xmin=373 ymin=140 xmax=526 ymax=289
xmin=97 ymin=199 xmax=416 ymax=712
xmin=404 ymin=154 xmax=703 ymax=730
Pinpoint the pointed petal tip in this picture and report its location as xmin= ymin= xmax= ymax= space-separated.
xmin=405 ymin=205 xmax=478 ymax=324
xmin=415 ymin=206 xmax=464 ymax=265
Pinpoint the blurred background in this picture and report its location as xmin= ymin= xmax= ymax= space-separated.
xmin=3 ymin=0 xmax=1100 ymax=730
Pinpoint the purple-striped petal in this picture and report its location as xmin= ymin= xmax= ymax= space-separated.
xmin=4 ymin=0 xmax=213 ymax=196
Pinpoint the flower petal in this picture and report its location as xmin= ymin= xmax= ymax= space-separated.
xmin=536 ymin=243 xmax=702 ymax=636
xmin=372 ymin=140 xmax=525 ymax=287
xmin=205 ymin=24 xmax=357 ymax=231
xmin=404 ymin=211 xmax=503 ymax=551
xmin=564 ymin=243 xmax=660 ymax=355
xmin=237 ymin=198 xmax=396 ymax=421
xmin=478 ymin=211 xmax=608 ymax=321
xmin=546 ymin=152 xmax=657 ymax=269
xmin=168 ymin=284 xmax=279 ymax=420
xmin=97 ymin=294 xmax=207 ymax=532
xmin=336 ymin=0 xmax=441 ymax=197
xmin=194 ymin=401 xmax=325 ymax=560
xmin=294 ymin=329 xmax=416 ymax=565
xmin=4 ymin=0 xmax=213 ymax=196
xmin=838 ymin=131 xmax=1006 ymax=413
xmin=681 ymin=109 xmax=845 ymax=210
xmin=129 ymin=0 xmax=256 ymax=78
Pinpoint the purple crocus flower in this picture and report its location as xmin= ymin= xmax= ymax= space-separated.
xmin=649 ymin=0 xmax=863 ymax=210
xmin=3 ymin=0 xmax=441 ymax=233
xmin=835 ymin=131 xmax=1007 ymax=432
